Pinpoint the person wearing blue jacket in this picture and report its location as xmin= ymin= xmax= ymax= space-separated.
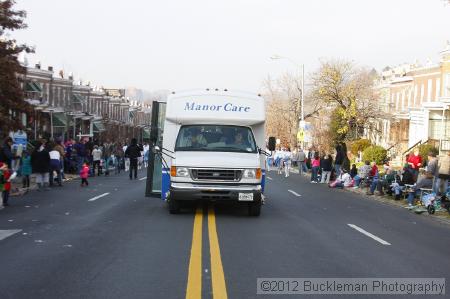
xmin=0 ymin=137 xmax=13 ymax=168
xmin=21 ymin=151 xmax=32 ymax=188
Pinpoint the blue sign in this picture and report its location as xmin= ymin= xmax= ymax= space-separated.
xmin=12 ymin=130 xmax=27 ymax=147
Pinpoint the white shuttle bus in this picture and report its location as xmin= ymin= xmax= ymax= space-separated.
xmin=158 ymin=89 xmax=267 ymax=216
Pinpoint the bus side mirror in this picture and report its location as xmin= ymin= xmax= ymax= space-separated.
xmin=268 ymin=137 xmax=276 ymax=151
xmin=153 ymin=146 xmax=161 ymax=153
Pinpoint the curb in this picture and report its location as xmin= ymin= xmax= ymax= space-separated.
xmin=345 ymin=186 xmax=450 ymax=226
xmin=276 ymin=166 xmax=450 ymax=226
xmin=10 ymin=175 xmax=79 ymax=197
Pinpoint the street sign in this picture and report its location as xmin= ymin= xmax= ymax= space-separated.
xmin=297 ymin=129 xmax=304 ymax=142
xmin=299 ymin=120 xmax=306 ymax=129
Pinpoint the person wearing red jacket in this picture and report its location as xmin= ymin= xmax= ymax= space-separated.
xmin=80 ymin=162 xmax=90 ymax=187
xmin=2 ymin=164 xmax=12 ymax=206
xmin=368 ymin=162 xmax=379 ymax=178
xmin=407 ymin=148 xmax=422 ymax=181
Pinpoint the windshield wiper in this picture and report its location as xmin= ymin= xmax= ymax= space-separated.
xmin=176 ymin=146 xmax=210 ymax=151
xmin=212 ymin=146 xmax=253 ymax=152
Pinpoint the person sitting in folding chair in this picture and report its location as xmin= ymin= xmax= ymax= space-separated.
xmin=391 ymin=164 xmax=415 ymax=199
xmin=406 ymin=171 xmax=433 ymax=207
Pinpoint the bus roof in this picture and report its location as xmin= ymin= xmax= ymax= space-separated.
xmin=165 ymin=89 xmax=265 ymax=126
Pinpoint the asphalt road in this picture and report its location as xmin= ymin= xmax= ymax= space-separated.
xmin=0 ymin=168 xmax=450 ymax=299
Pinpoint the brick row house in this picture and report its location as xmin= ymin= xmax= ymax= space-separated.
xmin=372 ymin=42 xmax=450 ymax=159
xmin=21 ymin=63 xmax=151 ymax=143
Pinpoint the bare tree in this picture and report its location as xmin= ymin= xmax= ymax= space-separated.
xmin=263 ymin=70 xmax=326 ymax=148
xmin=309 ymin=59 xmax=383 ymax=144
xmin=263 ymin=73 xmax=302 ymax=147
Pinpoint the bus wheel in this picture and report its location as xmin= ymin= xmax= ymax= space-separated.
xmin=248 ymin=202 xmax=261 ymax=217
xmin=168 ymin=199 xmax=180 ymax=214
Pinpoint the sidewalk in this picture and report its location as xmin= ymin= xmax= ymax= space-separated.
xmin=7 ymin=164 xmax=135 ymax=197
xmin=281 ymin=165 xmax=450 ymax=224
xmin=9 ymin=173 xmax=79 ymax=197
xmin=346 ymin=186 xmax=450 ymax=224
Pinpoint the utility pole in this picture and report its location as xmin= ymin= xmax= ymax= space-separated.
xmin=270 ymin=55 xmax=306 ymax=149
xmin=300 ymin=63 xmax=305 ymax=150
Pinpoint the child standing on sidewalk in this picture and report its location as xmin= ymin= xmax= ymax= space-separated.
xmin=21 ymin=151 xmax=32 ymax=188
xmin=2 ymin=163 xmax=12 ymax=206
xmin=80 ymin=162 xmax=90 ymax=187
xmin=310 ymin=153 xmax=321 ymax=183
xmin=0 ymin=163 xmax=5 ymax=209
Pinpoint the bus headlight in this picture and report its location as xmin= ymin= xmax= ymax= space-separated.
xmin=171 ymin=166 xmax=189 ymax=177
xmin=243 ymin=169 xmax=256 ymax=179
xmin=176 ymin=167 xmax=189 ymax=177
xmin=243 ymin=168 xmax=262 ymax=179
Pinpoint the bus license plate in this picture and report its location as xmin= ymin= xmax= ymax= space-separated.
xmin=238 ymin=193 xmax=253 ymax=201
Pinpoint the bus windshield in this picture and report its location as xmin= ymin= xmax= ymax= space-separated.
xmin=175 ymin=125 xmax=257 ymax=153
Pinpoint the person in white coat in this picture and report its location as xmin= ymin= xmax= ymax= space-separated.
xmin=332 ymin=169 xmax=352 ymax=189
xmin=283 ymin=148 xmax=292 ymax=178
xmin=274 ymin=148 xmax=283 ymax=174
xmin=122 ymin=143 xmax=129 ymax=171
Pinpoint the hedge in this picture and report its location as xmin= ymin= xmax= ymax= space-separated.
xmin=418 ymin=144 xmax=439 ymax=165
xmin=350 ymin=139 xmax=372 ymax=155
xmin=362 ymin=145 xmax=387 ymax=165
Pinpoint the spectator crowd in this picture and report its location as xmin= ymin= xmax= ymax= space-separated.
xmin=0 ymin=136 xmax=151 ymax=209
xmin=268 ymin=144 xmax=450 ymax=213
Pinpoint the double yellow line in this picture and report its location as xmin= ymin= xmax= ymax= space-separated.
xmin=186 ymin=207 xmax=228 ymax=299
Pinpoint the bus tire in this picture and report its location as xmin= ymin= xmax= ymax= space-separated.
xmin=168 ymin=199 xmax=180 ymax=214
xmin=248 ymin=202 xmax=261 ymax=217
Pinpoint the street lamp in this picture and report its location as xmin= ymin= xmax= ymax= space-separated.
xmin=270 ymin=55 xmax=306 ymax=144
xmin=49 ymin=109 xmax=54 ymax=139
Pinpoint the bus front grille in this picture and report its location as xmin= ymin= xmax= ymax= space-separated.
xmin=190 ymin=169 xmax=242 ymax=181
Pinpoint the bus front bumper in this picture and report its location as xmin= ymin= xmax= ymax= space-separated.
xmin=168 ymin=182 xmax=262 ymax=202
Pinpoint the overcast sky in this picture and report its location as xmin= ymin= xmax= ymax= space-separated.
xmin=12 ymin=0 xmax=450 ymax=93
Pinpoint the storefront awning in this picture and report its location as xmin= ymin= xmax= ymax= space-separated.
xmin=52 ymin=113 xmax=67 ymax=127
xmin=72 ymin=94 xmax=85 ymax=104
xmin=93 ymin=122 xmax=105 ymax=132
xmin=25 ymin=81 xmax=42 ymax=93
xmin=143 ymin=129 xmax=150 ymax=139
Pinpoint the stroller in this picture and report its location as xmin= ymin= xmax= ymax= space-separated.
xmin=419 ymin=188 xmax=450 ymax=215
xmin=439 ymin=187 xmax=450 ymax=214
xmin=115 ymin=156 xmax=125 ymax=174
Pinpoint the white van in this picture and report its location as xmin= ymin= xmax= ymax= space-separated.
xmin=158 ymin=89 xmax=267 ymax=216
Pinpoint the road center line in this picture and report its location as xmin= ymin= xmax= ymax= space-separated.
xmin=88 ymin=192 xmax=110 ymax=202
xmin=139 ymin=176 xmax=147 ymax=181
xmin=288 ymin=190 xmax=301 ymax=197
xmin=185 ymin=208 xmax=203 ymax=299
xmin=208 ymin=206 xmax=228 ymax=299
xmin=347 ymin=224 xmax=391 ymax=245
xmin=0 ymin=229 xmax=22 ymax=241
xmin=266 ymin=176 xmax=273 ymax=181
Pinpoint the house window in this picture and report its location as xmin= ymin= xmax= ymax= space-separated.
xmin=22 ymin=113 xmax=27 ymax=127
xmin=396 ymin=92 xmax=400 ymax=110
xmin=401 ymin=89 xmax=405 ymax=109
xmin=408 ymin=88 xmax=412 ymax=107
xmin=414 ymin=85 xmax=418 ymax=106
xmin=53 ymin=87 xmax=57 ymax=106
xmin=445 ymin=73 xmax=450 ymax=97
xmin=428 ymin=79 xmax=432 ymax=101
xmin=420 ymin=84 xmax=425 ymax=104
xmin=436 ymin=78 xmax=440 ymax=99
xmin=429 ymin=111 xmax=450 ymax=140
